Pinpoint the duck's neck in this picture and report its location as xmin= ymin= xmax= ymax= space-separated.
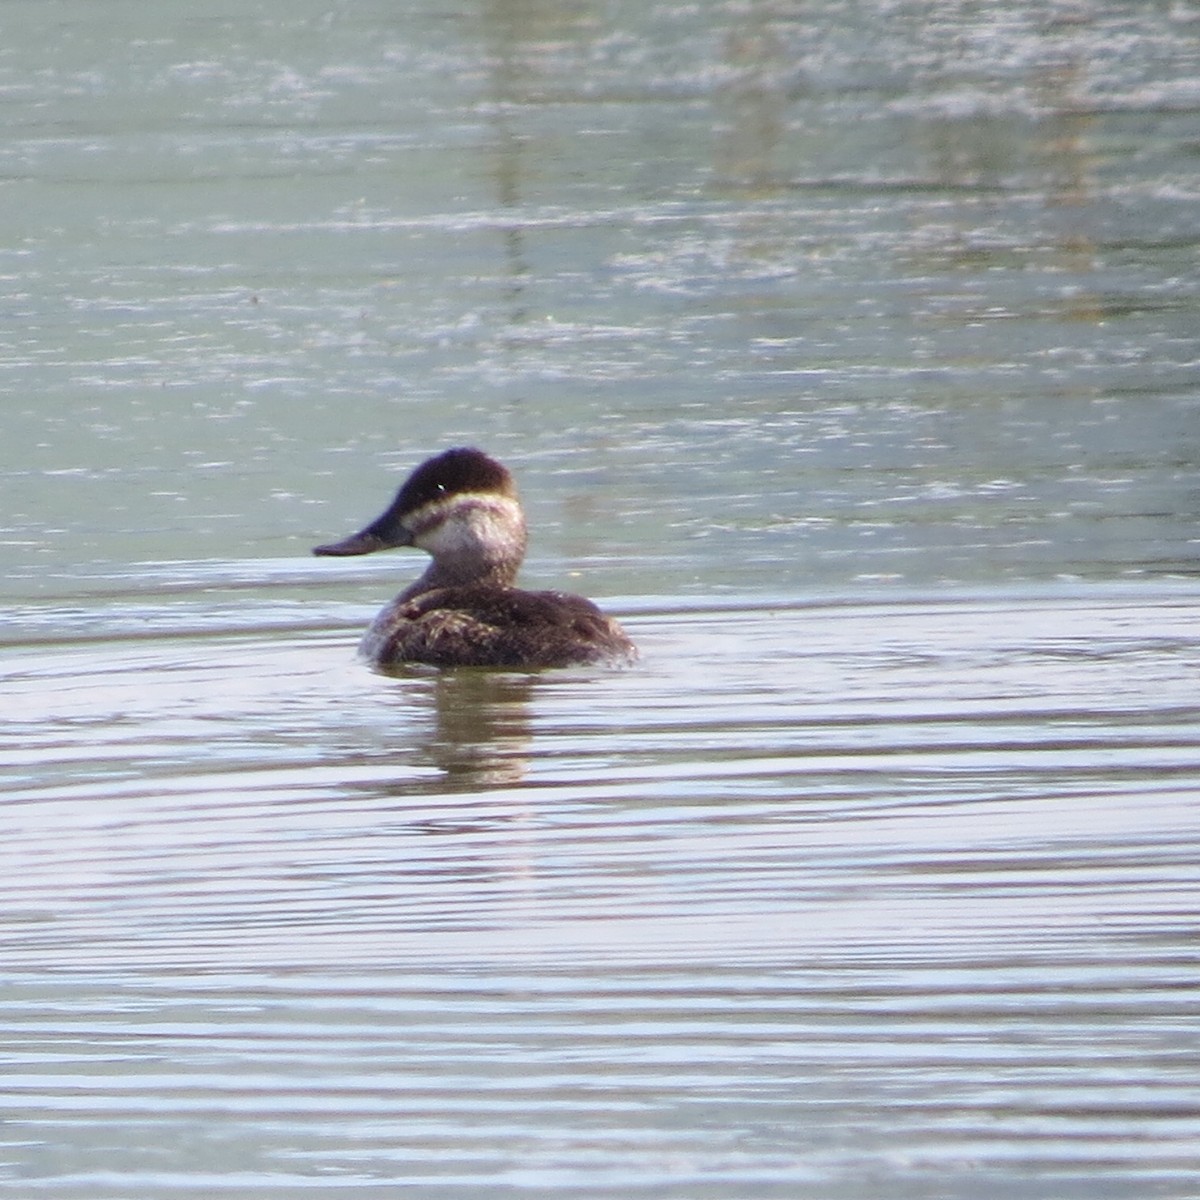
xmin=397 ymin=494 xmax=528 ymax=601
xmin=399 ymin=554 xmax=521 ymax=602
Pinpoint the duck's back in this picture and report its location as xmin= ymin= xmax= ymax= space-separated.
xmin=363 ymin=585 xmax=638 ymax=669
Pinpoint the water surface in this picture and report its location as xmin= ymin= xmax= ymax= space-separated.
xmin=3 ymin=1 xmax=1200 ymax=1197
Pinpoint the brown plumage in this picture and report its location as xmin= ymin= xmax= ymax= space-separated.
xmin=314 ymin=448 xmax=637 ymax=669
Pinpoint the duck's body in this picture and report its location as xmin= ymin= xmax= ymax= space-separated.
xmin=314 ymin=448 xmax=637 ymax=670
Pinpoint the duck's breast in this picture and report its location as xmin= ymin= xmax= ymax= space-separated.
xmin=362 ymin=586 xmax=636 ymax=668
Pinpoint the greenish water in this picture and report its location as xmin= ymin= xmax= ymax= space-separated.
xmin=2 ymin=2 xmax=1200 ymax=1197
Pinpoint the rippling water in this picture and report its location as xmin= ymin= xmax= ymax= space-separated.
xmin=4 ymin=584 xmax=1200 ymax=1195
xmin=4 ymin=0 xmax=1200 ymax=1196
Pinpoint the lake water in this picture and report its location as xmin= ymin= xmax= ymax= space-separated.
xmin=3 ymin=2 xmax=1200 ymax=1197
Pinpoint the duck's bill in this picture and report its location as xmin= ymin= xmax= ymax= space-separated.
xmin=313 ymin=530 xmax=393 ymax=556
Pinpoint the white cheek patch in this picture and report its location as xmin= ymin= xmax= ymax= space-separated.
xmin=411 ymin=494 xmax=523 ymax=556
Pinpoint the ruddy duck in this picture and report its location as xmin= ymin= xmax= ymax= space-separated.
xmin=313 ymin=447 xmax=638 ymax=669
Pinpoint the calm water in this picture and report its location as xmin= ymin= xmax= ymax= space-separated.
xmin=3 ymin=1 xmax=1200 ymax=1197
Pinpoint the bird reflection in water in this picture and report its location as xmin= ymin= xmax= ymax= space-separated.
xmin=410 ymin=667 xmax=535 ymax=789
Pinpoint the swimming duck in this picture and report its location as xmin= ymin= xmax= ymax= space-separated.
xmin=314 ymin=447 xmax=638 ymax=669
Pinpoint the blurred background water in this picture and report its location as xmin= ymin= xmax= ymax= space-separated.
xmin=2 ymin=2 xmax=1200 ymax=1197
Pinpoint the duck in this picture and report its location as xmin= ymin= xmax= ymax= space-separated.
xmin=313 ymin=447 xmax=638 ymax=669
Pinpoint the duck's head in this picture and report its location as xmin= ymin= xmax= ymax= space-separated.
xmin=313 ymin=447 xmax=527 ymax=580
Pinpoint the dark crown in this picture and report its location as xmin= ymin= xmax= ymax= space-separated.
xmin=393 ymin=447 xmax=516 ymax=517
